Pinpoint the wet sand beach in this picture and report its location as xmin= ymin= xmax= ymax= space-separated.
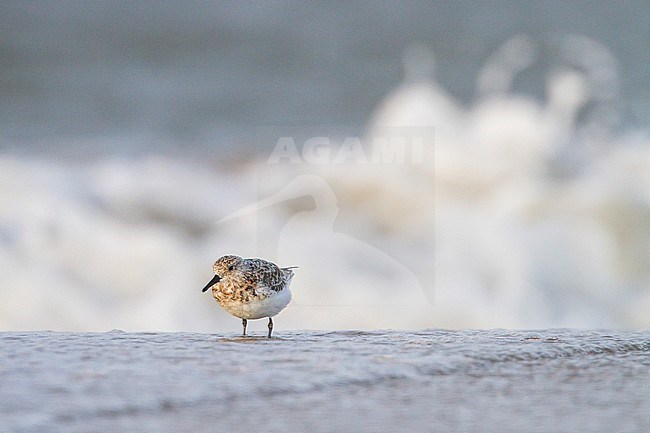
xmin=1 ymin=330 xmax=648 ymax=432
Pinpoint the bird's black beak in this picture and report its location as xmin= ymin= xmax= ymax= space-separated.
xmin=202 ymin=274 xmax=221 ymax=292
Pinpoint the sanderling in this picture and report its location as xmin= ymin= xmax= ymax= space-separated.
xmin=202 ymin=255 xmax=296 ymax=338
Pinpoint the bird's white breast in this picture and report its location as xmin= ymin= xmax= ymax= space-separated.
xmin=218 ymin=287 xmax=292 ymax=320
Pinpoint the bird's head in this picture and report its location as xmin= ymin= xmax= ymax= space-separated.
xmin=202 ymin=255 xmax=244 ymax=292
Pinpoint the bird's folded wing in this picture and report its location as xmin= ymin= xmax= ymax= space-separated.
xmin=254 ymin=283 xmax=276 ymax=297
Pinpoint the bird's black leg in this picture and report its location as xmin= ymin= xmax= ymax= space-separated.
xmin=267 ymin=317 xmax=273 ymax=338
xmin=242 ymin=319 xmax=247 ymax=336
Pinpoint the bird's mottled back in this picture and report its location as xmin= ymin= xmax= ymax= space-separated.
xmin=244 ymin=258 xmax=294 ymax=292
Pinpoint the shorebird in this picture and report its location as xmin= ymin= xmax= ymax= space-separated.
xmin=202 ymin=255 xmax=295 ymax=337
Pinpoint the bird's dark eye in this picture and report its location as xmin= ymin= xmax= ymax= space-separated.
xmin=228 ymin=265 xmax=234 ymax=271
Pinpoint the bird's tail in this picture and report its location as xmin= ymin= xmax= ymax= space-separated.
xmin=281 ymin=266 xmax=297 ymax=285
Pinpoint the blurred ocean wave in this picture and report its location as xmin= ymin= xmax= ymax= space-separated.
xmin=0 ymin=2 xmax=648 ymax=330
xmin=1 ymin=42 xmax=648 ymax=330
